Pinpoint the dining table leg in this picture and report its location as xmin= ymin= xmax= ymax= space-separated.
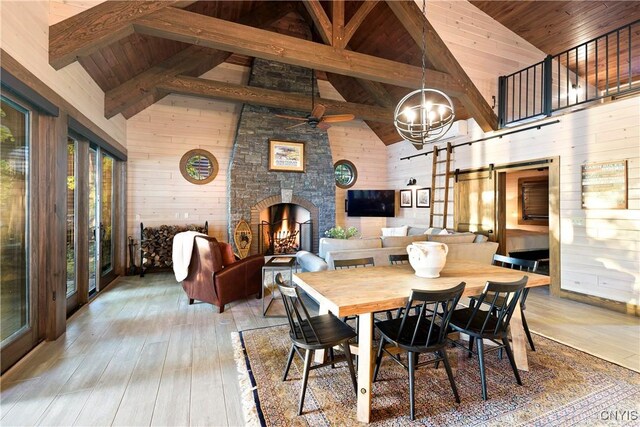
xmin=356 ymin=312 xmax=373 ymax=423
xmin=510 ymin=305 xmax=529 ymax=371
xmin=313 ymin=304 xmax=330 ymax=364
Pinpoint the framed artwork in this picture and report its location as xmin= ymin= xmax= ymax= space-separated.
xmin=416 ymin=188 xmax=431 ymax=208
xmin=399 ymin=189 xmax=413 ymax=208
xmin=269 ymin=140 xmax=305 ymax=172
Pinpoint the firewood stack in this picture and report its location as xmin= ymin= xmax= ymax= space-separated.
xmin=140 ymin=222 xmax=208 ymax=276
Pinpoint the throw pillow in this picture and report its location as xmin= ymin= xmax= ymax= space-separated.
xmin=381 ymin=225 xmax=408 ymax=236
xmin=428 ymin=233 xmax=477 ymax=244
xmin=218 ymin=241 xmax=237 ymax=267
xmin=438 ymin=229 xmax=450 ymax=235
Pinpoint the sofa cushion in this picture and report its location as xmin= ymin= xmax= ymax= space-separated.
xmin=381 ymin=234 xmax=428 ymax=248
xmin=218 ymin=241 xmax=237 ymax=267
xmin=319 ymin=237 xmax=381 ymax=259
xmin=296 ymin=250 xmax=328 ymax=272
xmin=407 ymin=226 xmax=428 ymax=235
xmin=474 ymin=234 xmax=489 ymax=243
xmin=427 ymin=233 xmax=476 ymax=244
xmin=424 ymin=227 xmax=443 ymax=235
xmin=447 ymin=242 xmax=498 ymax=264
xmin=381 ymin=225 xmax=408 ymax=236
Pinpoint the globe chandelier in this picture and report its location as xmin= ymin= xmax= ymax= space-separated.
xmin=393 ymin=0 xmax=455 ymax=147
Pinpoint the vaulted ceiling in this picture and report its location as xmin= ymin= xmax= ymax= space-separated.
xmin=49 ymin=1 xmax=640 ymax=145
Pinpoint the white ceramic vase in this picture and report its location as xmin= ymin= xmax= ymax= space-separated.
xmin=406 ymin=241 xmax=449 ymax=278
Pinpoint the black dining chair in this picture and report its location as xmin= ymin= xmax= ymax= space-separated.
xmin=333 ymin=257 xmax=375 ymax=269
xmin=449 ymin=276 xmax=528 ymax=400
xmin=468 ymin=254 xmax=539 ymax=351
xmin=372 ymin=282 xmax=466 ymax=420
xmin=278 ymin=283 xmax=357 ymax=415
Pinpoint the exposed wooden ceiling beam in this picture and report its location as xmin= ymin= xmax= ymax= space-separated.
xmin=301 ymin=0 xmax=333 ymax=45
xmin=356 ymin=79 xmax=397 ymax=109
xmin=343 ymin=1 xmax=379 ymax=47
xmin=49 ymin=1 xmax=194 ymax=70
xmin=132 ymin=7 xmax=462 ymax=94
xmin=104 ymin=1 xmax=297 ymax=119
xmin=156 ymin=76 xmax=395 ymax=123
xmin=332 ymin=1 xmax=345 ymax=48
xmin=385 ymin=0 xmax=498 ymax=131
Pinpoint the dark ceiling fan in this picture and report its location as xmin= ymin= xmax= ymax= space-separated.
xmin=276 ymin=70 xmax=355 ymax=130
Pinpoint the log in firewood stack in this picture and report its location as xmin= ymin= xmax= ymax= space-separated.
xmin=140 ymin=222 xmax=208 ymax=276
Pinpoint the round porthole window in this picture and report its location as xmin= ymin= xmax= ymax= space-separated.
xmin=334 ymin=159 xmax=357 ymax=189
xmin=180 ymin=149 xmax=219 ymax=185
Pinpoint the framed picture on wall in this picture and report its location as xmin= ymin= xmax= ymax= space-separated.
xmin=399 ymin=189 xmax=412 ymax=207
xmin=416 ymin=188 xmax=431 ymax=208
xmin=269 ymin=140 xmax=305 ymax=172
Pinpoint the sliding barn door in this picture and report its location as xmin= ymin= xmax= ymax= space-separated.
xmin=454 ymin=171 xmax=505 ymax=243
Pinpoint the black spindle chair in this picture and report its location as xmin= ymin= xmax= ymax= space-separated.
xmin=449 ymin=276 xmax=528 ymax=400
xmin=373 ymin=282 xmax=466 ymax=420
xmin=468 ymin=254 xmax=539 ymax=351
xmin=278 ymin=283 xmax=357 ymax=415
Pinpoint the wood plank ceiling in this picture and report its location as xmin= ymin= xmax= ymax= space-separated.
xmin=50 ymin=1 xmax=638 ymax=146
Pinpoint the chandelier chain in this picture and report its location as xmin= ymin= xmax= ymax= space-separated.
xmin=421 ymin=0 xmax=426 ymax=91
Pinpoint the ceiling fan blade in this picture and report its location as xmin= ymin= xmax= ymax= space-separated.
xmin=321 ymin=114 xmax=356 ymax=123
xmin=275 ymin=114 xmax=307 ymax=121
xmin=311 ymin=104 xmax=326 ymax=120
xmin=317 ymin=122 xmax=331 ymax=130
xmin=285 ymin=122 xmax=308 ymax=130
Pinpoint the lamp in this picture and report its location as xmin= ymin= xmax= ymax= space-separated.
xmin=394 ymin=0 xmax=455 ymax=148
xmin=407 ymin=177 xmax=417 ymax=186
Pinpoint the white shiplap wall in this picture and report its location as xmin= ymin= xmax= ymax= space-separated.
xmin=0 ymin=0 xmax=126 ymax=145
xmin=319 ymin=80 xmax=389 ymax=238
xmin=126 ymin=64 xmax=249 ymax=242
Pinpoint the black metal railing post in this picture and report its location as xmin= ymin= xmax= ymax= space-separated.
xmin=498 ymin=75 xmax=506 ymax=128
xmin=543 ymin=55 xmax=553 ymax=117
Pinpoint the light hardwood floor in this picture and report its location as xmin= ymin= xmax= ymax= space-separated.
xmin=1 ymin=274 xmax=638 ymax=426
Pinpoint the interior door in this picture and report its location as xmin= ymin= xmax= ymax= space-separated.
xmin=454 ymin=170 xmax=503 ymax=242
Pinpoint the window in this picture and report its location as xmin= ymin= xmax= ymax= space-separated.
xmin=334 ymin=160 xmax=357 ymax=189
xmin=180 ymin=149 xmax=218 ymax=184
xmin=518 ymin=176 xmax=549 ymax=225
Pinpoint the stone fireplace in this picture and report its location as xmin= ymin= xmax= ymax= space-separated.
xmin=228 ymin=59 xmax=335 ymax=255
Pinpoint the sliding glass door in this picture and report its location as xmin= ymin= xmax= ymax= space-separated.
xmin=1 ymin=95 xmax=37 ymax=371
xmin=100 ymin=152 xmax=115 ymax=283
xmin=66 ymin=138 xmax=78 ymax=312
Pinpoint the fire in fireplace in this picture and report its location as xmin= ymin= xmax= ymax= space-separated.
xmin=259 ymin=203 xmax=312 ymax=255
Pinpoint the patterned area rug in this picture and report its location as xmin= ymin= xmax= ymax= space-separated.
xmin=233 ymin=325 xmax=640 ymax=426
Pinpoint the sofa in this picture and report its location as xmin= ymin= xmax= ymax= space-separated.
xmin=182 ymin=235 xmax=264 ymax=312
xmin=297 ymin=227 xmax=498 ymax=271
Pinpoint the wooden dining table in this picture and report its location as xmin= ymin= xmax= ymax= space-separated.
xmin=292 ymin=259 xmax=550 ymax=423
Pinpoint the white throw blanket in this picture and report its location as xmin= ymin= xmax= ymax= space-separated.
xmin=172 ymin=231 xmax=208 ymax=282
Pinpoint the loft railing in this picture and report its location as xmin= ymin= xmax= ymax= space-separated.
xmin=498 ymin=19 xmax=639 ymax=127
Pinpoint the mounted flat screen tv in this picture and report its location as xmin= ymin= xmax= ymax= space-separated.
xmin=347 ymin=190 xmax=396 ymax=217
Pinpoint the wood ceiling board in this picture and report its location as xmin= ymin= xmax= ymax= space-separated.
xmin=470 ymin=1 xmax=640 ymax=55
xmin=132 ymin=7 xmax=462 ymax=93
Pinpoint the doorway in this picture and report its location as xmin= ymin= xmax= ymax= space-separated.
xmin=454 ymin=158 xmax=560 ymax=288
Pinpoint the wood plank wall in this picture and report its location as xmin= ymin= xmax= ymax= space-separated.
xmin=1 ymin=0 xmax=126 ymax=145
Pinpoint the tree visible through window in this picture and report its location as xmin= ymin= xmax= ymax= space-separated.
xmin=334 ymin=160 xmax=357 ymax=189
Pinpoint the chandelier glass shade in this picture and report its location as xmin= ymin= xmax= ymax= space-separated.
xmin=394 ymin=88 xmax=455 ymax=145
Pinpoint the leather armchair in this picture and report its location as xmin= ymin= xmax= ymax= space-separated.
xmin=182 ymin=235 xmax=264 ymax=313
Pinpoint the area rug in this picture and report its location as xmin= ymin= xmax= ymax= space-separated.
xmin=232 ymin=325 xmax=640 ymax=426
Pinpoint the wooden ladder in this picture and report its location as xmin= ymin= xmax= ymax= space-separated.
xmin=429 ymin=142 xmax=453 ymax=229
